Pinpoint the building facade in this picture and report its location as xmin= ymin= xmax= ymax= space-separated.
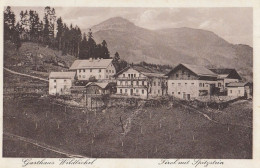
xmin=114 ymin=65 xmax=167 ymax=99
xmin=49 ymin=72 xmax=76 ymax=95
xmin=209 ymin=69 xmax=242 ymax=92
xmin=227 ymin=82 xmax=251 ymax=98
xmin=69 ymin=58 xmax=116 ymax=81
xmin=167 ymin=63 xmax=217 ymax=100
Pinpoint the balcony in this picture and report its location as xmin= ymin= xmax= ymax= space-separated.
xmin=117 ymin=85 xmax=147 ymax=88
xmin=117 ymin=77 xmax=147 ymax=81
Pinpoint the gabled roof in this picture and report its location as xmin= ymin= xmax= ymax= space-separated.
xmin=167 ymin=63 xmax=217 ymax=77
xmin=209 ymin=68 xmax=242 ymax=80
xmin=114 ymin=65 xmax=165 ymax=78
xmin=49 ymin=72 xmax=76 ymax=79
xmin=227 ymin=82 xmax=249 ymax=87
xmin=70 ymin=58 xmax=113 ymax=70
xmin=86 ymin=82 xmax=110 ymax=89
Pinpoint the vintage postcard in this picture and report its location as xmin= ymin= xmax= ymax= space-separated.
xmin=0 ymin=0 xmax=259 ymax=167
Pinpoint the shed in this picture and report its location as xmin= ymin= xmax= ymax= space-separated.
xmin=85 ymin=82 xmax=115 ymax=95
xmin=226 ymin=82 xmax=251 ymax=98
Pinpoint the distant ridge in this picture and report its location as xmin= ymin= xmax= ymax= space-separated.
xmin=82 ymin=17 xmax=252 ymax=81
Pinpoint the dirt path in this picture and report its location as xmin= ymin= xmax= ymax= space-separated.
xmin=4 ymin=67 xmax=49 ymax=82
xmin=4 ymin=132 xmax=87 ymax=158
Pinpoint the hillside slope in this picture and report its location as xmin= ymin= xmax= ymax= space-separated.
xmin=88 ymin=17 xmax=253 ymax=81
xmin=4 ymin=41 xmax=76 ymax=79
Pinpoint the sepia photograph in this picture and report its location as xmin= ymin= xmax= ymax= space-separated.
xmin=2 ymin=6 xmax=253 ymax=159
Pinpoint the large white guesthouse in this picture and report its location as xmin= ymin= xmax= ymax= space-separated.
xmin=70 ymin=58 xmax=116 ymax=81
xmin=114 ymin=65 xmax=167 ymax=99
xmin=167 ymin=63 xmax=218 ymax=100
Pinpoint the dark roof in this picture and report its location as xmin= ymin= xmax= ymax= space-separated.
xmin=209 ymin=68 xmax=242 ymax=80
xmin=86 ymin=82 xmax=110 ymax=89
xmin=227 ymin=82 xmax=249 ymax=87
xmin=210 ymin=68 xmax=235 ymax=74
xmin=114 ymin=65 xmax=164 ymax=77
xmin=167 ymin=63 xmax=217 ymax=77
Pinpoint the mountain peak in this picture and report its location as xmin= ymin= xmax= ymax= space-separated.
xmin=91 ymin=17 xmax=135 ymax=32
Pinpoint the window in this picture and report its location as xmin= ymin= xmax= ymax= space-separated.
xmin=136 ymin=81 xmax=139 ymax=85
xmin=218 ymin=83 xmax=221 ymax=87
xmin=176 ymin=74 xmax=179 ymax=78
xmin=188 ymin=73 xmax=190 ymax=77
xmin=131 ymin=74 xmax=133 ymax=78
xmin=142 ymin=81 xmax=144 ymax=86
xmin=158 ymin=90 xmax=160 ymax=94
xmin=64 ymin=80 xmax=67 ymax=82
xmin=79 ymin=70 xmax=81 ymax=73
xmin=109 ymin=70 xmax=111 ymax=73
xmin=199 ymin=83 xmax=202 ymax=87
xmin=154 ymin=82 xmax=156 ymax=86
xmin=106 ymin=75 xmax=108 ymax=78
xmin=238 ymin=90 xmax=240 ymax=94
xmin=112 ymin=70 xmax=114 ymax=73
xmin=136 ymin=89 xmax=139 ymax=93
xmin=230 ymin=90 xmax=232 ymax=93
xmin=54 ymin=85 xmax=56 ymax=88
xmin=120 ymin=81 xmax=123 ymax=85
xmin=185 ymin=83 xmax=187 ymax=85
xmin=125 ymin=89 xmax=127 ymax=93
xmin=178 ymin=92 xmax=180 ymax=94
xmin=158 ymin=82 xmax=160 ymax=86
xmin=172 ymin=92 xmax=174 ymax=95
xmin=178 ymin=83 xmax=181 ymax=86
xmin=123 ymin=74 xmax=125 ymax=78
xmin=90 ymin=69 xmax=92 ymax=72
xmin=203 ymin=83 xmax=205 ymax=87
xmin=172 ymin=83 xmax=174 ymax=85
xmin=54 ymin=80 xmax=56 ymax=82
xmin=83 ymin=69 xmax=85 ymax=72
xmin=99 ymin=69 xmax=101 ymax=73
xmin=142 ymin=90 xmax=144 ymax=94
xmin=106 ymin=70 xmax=108 ymax=73
xmin=128 ymin=74 xmax=130 ymax=78
xmin=191 ymin=83 xmax=194 ymax=85
xmin=134 ymin=74 xmax=136 ymax=78
xmin=83 ymin=75 xmax=85 ymax=78
xmin=120 ymin=89 xmax=122 ymax=94
xmin=79 ymin=75 xmax=81 ymax=78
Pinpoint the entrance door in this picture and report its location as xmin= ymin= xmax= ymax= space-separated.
xmin=187 ymin=94 xmax=190 ymax=100
xmin=130 ymin=89 xmax=133 ymax=95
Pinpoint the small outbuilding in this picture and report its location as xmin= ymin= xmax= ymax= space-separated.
xmin=226 ymin=82 xmax=251 ymax=98
xmin=85 ymin=82 xmax=115 ymax=96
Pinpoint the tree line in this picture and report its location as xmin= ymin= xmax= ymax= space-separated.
xmin=4 ymin=6 xmax=128 ymax=72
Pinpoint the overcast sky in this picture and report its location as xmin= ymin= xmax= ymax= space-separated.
xmin=11 ymin=7 xmax=252 ymax=46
